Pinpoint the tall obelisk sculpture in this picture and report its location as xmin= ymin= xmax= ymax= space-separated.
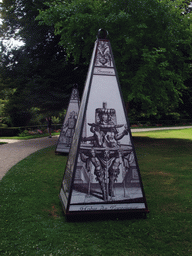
xmin=60 ymin=29 xmax=149 ymax=216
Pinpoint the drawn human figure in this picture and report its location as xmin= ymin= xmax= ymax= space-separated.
xmin=82 ymin=125 xmax=104 ymax=147
xmin=81 ymin=102 xmax=130 ymax=200
xmin=62 ymin=111 xmax=78 ymax=146
xmin=108 ymin=157 xmax=120 ymax=197
xmin=90 ymin=149 xmax=107 ymax=200
xmin=98 ymin=102 xmax=114 ymax=126
xmin=104 ymin=125 xmax=128 ymax=148
xmin=80 ymin=149 xmax=107 ymax=200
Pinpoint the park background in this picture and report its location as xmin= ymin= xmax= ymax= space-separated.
xmin=0 ymin=1 xmax=192 ymax=255
xmin=0 ymin=0 xmax=192 ymax=133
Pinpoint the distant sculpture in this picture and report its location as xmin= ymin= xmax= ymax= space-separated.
xmin=61 ymin=111 xmax=78 ymax=147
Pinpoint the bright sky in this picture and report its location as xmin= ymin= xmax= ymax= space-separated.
xmin=0 ymin=0 xmax=25 ymax=48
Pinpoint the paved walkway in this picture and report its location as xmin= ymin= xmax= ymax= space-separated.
xmin=0 ymin=126 xmax=191 ymax=181
xmin=0 ymin=136 xmax=58 ymax=180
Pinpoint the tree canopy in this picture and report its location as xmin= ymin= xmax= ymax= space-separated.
xmin=0 ymin=0 xmax=87 ymax=126
xmin=0 ymin=0 xmax=192 ymax=126
xmin=37 ymin=0 xmax=192 ymax=118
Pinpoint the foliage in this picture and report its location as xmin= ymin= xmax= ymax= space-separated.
xmin=0 ymin=88 xmax=14 ymax=126
xmin=177 ymin=76 xmax=192 ymax=119
xmin=0 ymin=129 xmax=192 ymax=255
xmin=18 ymin=129 xmax=44 ymax=137
xmin=1 ymin=0 xmax=192 ymax=125
xmin=37 ymin=0 xmax=192 ymax=117
xmin=0 ymin=0 xmax=87 ymax=126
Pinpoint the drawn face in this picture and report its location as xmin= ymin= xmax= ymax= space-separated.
xmin=101 ymin=113 xmax=108 ymax=122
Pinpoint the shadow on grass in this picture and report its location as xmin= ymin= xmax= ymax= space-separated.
xmin=133 ymin=136 xmax=192 ymax=158
xmin=65 ymin=211 xmax=148 ymax=223
xmin=133 ymin=135 xmax=192 ymax=144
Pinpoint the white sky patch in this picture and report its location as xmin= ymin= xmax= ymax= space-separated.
xmin=3 ymin=38 xmax=25 ymax=49
xmin=0 ymin=0 xmax=25 ymax=49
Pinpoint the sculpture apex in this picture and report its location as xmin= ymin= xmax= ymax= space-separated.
xmin=97 ymin=29 xmax=108 ymax=39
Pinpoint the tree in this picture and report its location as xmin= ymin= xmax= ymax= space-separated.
xmin=0 ymin=0 xmax=87 ymax=126
xmin=37 ymin=0 xmax=192 ymax=120
xmin=1 ymin=0 xmax=192 ymax=126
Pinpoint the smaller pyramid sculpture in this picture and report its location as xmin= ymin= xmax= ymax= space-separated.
xmin=55 ymin=86 xmax=80 ymax=153
xmin=59 ymin=29 xmax=149 ymax=216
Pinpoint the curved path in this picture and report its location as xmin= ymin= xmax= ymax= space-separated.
xmin=0 ymin=126 xmax=191 ymax=180
xmin=0 ymin=136 xmax=58 ymax=180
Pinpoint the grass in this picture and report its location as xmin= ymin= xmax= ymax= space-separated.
xmin=132 ymin=128 xmax=192 ymax=140
xmin=0 ymin=129 xmax=192 ymax=255
xmin=0 ymin=132 xmax=59 ymax=140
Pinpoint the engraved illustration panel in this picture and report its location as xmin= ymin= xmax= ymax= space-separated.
xmin=68 ymin=75 xmax=145 ymax=211
xmin=56 ymin=88 xmax=80 ymax=153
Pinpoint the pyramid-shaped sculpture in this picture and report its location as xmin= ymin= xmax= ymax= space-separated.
xmin=60 ymin=29 xmax=149 ymax=216
xmin=55 ymin=87 xmax=80 ymax=153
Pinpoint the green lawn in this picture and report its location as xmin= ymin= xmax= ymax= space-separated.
xmin=0 ymin=132 xmax=59 ymax=140
xmin=133 ymin=128 xmax=192 ymax=140
xmin=0 ymin=129 xmax=191 ymax=255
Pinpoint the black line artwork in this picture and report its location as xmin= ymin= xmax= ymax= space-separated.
xmin=56 ymin=87 xmax=80 ymax=153
xmin=59 ymin=30 xmax=149 ymax=215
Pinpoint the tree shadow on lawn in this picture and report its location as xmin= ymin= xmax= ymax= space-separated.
xmin=132 ymin=136 xmax=192 ymax=216
xmin=133 ymin=136 xmax=192 ymax=158
xmin=133 ymin=135 xmax=192 ymax=146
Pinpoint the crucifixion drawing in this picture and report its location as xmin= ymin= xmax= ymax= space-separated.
xmin=59 ymin=29 xmax=149 ymax=216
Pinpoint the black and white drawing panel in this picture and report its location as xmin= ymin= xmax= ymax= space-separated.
xmin=60 ymin=38 xmax=148 ymax=214
xmin=56 ymin=87 xmax=80 ymax=153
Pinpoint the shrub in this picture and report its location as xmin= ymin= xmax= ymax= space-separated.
xmin=18 ymin=130 xmax=30 ymax=137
